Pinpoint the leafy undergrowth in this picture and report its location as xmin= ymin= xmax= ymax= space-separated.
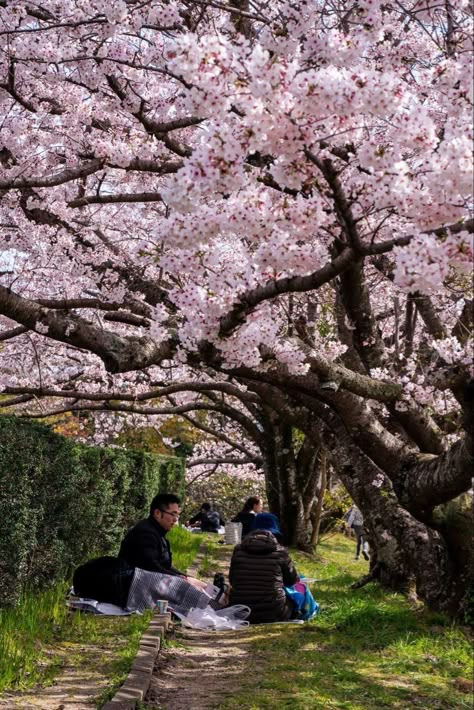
xmin=0 ymin=526 xmax=201 ymax=701
xmin=225 ymin=534 xmax=473 ymax=710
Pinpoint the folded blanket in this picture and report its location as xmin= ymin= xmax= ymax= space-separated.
xmin=126 ymin=568 xmax=211 ymax=615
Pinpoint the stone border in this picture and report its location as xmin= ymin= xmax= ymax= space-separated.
xmin=102 ymin=543 xmax=207 ymax=710
xmin=102 ymin=612 xmax=171 ymax=710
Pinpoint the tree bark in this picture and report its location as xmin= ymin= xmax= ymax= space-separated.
xmin=310 ymin=448 xmax=327 ymax=549
xmin=261 ymin=414 xmax=321 ymax=551
xmin=252 ymin=380 xmax=472 ymax=616
xmin=331 ymin=436 xmax=468 ymax=616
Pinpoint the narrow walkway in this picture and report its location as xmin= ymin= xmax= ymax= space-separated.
xmin=145 ymin=543 xmax=259 ymax=710
xmin=0 ymin=645 xmax=114 ymax=710
xmin=146 ymin=626 xmax=259 ymax=710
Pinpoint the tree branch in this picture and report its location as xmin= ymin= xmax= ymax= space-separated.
xmin=0 ymin=159 xmax=103 ymax=190
xmin=395 ymin=379 xmax=474 ymax=509
xmin=0 ymin=285 xmax=176 ymax=373
xmin=178 ymin=411 xmax=261 ymax=457
xmin=187 ymin=456 xmax=261 ymax=467
xmin=0 ymin=325 xmax=28 ymax=341
xmin=218 ymin=248 xmax=356 ymax=337
xmin=68 ymin=191 xmax=163 ymax=208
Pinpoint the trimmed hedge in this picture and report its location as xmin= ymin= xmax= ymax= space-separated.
xmin=0 ymin=416 xmax=184 ymax=606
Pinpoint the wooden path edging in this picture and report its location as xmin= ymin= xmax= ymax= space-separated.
xmin=102 ymin=542 xmax=208 ymax=710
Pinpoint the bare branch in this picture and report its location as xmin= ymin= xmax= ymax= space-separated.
xmin=0 ymin=285 xmax=176 ymax=373
xmin=188 ymin=456 xmax=260 ymax=467
xmin=0 ymin=325 xmax=28 ymax=341
xmin=1 ymin=381 xmax=259 ymax=404
xmin=68 ymin=191 xmax=163 ymax=208
xmin=178 ymin=411 xmax=261 ymax=456
xmin=0 ymin=159 xmax=104 ymax=190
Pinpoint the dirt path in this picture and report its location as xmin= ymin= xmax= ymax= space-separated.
xmin=146 ymin=626 xmax=260 ymax=710
xmin=145 ymin=544 xmax=259 ymax=710
xmin=0 ymin=645 xmax=113 ymax=710
xmin=0 ymin=543 xmax=251 ymax=710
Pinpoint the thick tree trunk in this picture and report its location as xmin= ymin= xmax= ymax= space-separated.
xmin=249 ymin=380 xmax=473 ymax=616
xmin=261 ymin=416 xmax=321 ymax=551
xmin=333 ymin=440 xmax=469 ymax=616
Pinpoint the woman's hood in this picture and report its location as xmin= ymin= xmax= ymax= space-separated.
xmin=240 ymin=529 xmax=278 ymax=554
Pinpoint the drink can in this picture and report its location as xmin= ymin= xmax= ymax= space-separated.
xmin=156 ymin=599 xmax=168 ymax=614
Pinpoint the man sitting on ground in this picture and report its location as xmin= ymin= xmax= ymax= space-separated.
xmin=119 ymin=493 xmax=206 ymax=590
xmin=188 ymin=502 xmax=225 ymax=533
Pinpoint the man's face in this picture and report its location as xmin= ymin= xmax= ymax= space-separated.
xmin=154 ymin=502 xmax=180 ymax=532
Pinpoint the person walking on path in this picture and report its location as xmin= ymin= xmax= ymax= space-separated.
xmin=346 ymin=505 xmax=369 ymax=561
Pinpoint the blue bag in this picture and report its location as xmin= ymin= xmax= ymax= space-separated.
xmin=284 ymin=581 xmax=319 ymax=621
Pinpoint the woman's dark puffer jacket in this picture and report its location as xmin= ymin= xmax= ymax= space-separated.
xmin=228 ymin=530 xmax=298 ymax=623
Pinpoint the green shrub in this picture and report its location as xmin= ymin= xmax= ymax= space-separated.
xmin=0 ymin=416 xmax=184 ymax=606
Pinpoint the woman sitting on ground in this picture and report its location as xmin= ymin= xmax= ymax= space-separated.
xmin=231 ymin=496 xmax=263 ymax=537
xmin=228 ymin=513 xmax=298 ymax=624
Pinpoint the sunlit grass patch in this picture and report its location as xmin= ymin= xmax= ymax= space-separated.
xmin=168 ymin=524 xmax=202 ymax=571
xmin=0 ymin=526 xmax=200 ymax=695
xmin=227 ymin=533 xmax=473 ymax=710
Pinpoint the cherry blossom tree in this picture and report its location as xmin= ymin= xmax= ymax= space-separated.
xmin=0 ymin=0 xmax=472 ymax=614
xmin=10 ymin=375 xmax=324 ymax=549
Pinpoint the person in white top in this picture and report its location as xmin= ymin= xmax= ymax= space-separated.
xmin=346 ymin=505 xmax=369 ymax=561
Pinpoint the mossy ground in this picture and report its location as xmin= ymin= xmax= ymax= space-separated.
xmin=212 ymin=533 xmax=473 ymax=709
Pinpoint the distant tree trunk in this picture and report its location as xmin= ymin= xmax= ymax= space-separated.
xmin=310 ymin=448 xmax=327 ymax=549
xmin=261 ymin=414 xmax=321 ymax=551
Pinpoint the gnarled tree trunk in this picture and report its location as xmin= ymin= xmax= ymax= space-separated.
xmin=261 ymin=414 xmax=321 ymax=551
xmin=333 ymin=440 xmax=469 ymax=616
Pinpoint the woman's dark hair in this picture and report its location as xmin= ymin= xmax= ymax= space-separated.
xmin=242 ymin=496 xmax=261 ymax=513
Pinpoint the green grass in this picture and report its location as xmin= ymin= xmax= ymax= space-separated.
xmin=168 ymin=524 xmax=202 ymax=571
xmin=0 ymin=583 xmax=68 ymax=691
xmin=0 ymin=526 xmax=201 ymax=699
xmin=223 ymin=534 xmax=473 ymax=709
xmin=0 ymin=582 xmax=153 ymax=697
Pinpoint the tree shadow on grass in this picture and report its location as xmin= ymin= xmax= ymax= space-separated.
xmin=223 ymin=621 xmax=472 ymax=710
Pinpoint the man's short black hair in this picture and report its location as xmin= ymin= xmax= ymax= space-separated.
xmin=149 ymin=493 xmax=181 ymax=515
xmin=201 ymin=502 xmax=211 ymax=511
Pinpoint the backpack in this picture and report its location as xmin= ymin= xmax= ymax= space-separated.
xmin=72 ymin=556 xmax=132 ymax=606
xmin=201 ymin=510 xmax=220 ymax=532
xmin=284 ymin=582 xmax=319 ymax=621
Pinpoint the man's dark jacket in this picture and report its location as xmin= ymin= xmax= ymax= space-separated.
xmin=118 ymin=515 xmax=184 ymax=576
xmin=228 ymin=529 xmax=298 ymax=623
xmin=189 ymin=509 xmax=225 ymax=532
